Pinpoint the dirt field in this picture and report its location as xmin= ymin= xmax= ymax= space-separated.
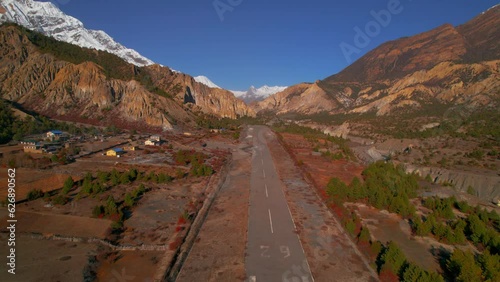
xmin=0 ymin=144 xmax=23 ymax=155
xmin=280 ymin=133 xmax=364 ymax=188
xmin=176 ymin=140 xmax=249 ymax=282
xmin=0 ymin=210 xmax=111 ymax=239
xmin=122 ymin=187 xmax=193 ymax=246
xmin=0 ymin=235 xmax=98 ymax=282
xmin=96 ymin=250 xmax=164 ymax=282
xmin=268 ymin=132 xmax=378 ymax=281
xmin=0 ymin=168 xmax=78 ymax=200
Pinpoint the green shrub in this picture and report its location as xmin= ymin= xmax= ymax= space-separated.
xmin=358 ymin=227 xmax=371 ymax=243
xmin=92 ymin=205 xmax=104 ymax=217
xmin=62 ymin=176 xmax=74 ymax=195
xmin=51 ymin=195 xmax=67 ymax=205
xmin=446 ymin=249 xmax=483 ymax=282
xmin=344 ymin=220 xmax=356 ymax=236
xmin=27 ymin=189 xmax=44 ymax=201
xmin=467 ymin=186 xmax=476 ymax=196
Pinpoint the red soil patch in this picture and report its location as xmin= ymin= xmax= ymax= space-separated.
xmin=279 ymin=133 xmax=364 ymax=188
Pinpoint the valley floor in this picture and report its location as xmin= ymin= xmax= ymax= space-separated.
xmin=177 ymin=126 xmax=377 ymax=281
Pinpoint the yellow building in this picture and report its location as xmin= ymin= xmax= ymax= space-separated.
xmin=106 ymin=148 xmax=124 ymax=157
xmin=23 ymin=144 xmax=43 ymax=154
xmin=125 ymin=146 xmax=137 ymax=151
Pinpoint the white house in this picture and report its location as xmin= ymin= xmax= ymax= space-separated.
xmin=46 ymin=130 xmax=63 ymax=140
xmin=145 ymin=139 xmax=160 ymax=146
xmin=150 ymin=135 xmax=161 ymax=142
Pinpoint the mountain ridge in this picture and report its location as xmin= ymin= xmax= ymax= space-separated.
xmin=255 ymin=6 xmax=500 ymax=117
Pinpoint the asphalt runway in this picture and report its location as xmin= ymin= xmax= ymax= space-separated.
xmin=245 ymin=126 xmax=314 ymax=282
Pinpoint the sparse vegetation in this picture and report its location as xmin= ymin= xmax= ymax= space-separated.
xmin=174 ymin=150 xmax=214 ymax=176
xmin=26 ymin=189 xmax=44 ymax=201
xmin=273 ymin=123 xmax=355 ymax=160
xmin=327 ymin=162 xmax=418 ymax=218
xmin=373 ymin=240 xmax=444 ymax=281
xmin=51 ymin=194 xmax=68 ymax=205
xmin=61 ymin=176 xmax=74 ymax=195
xmin=123 ymin=184 xmax=147 ymax=207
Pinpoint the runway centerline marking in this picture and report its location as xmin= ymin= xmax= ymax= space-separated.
xmin=262 ymin=169 xmax=266 ymax=178
xmin=268 ymin=209 xmax=274 ymax=234
xmin=265 ymin=184 xmax=269 ymax=198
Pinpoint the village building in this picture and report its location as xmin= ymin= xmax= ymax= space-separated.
xmin=23 ymin=144 xmax=43 ymax=154
xmin=125 ymin=145 xmax=138 ymax=151
xmin=145 ymin=139 xmax=160 ymax=146
xmin=150 ymin=135 xmax=161 ymax=142
xmin=46 ymin=130 xmax=63 ymax=140
xmin=145 ymin=135 xmax=162 ymax=146
xmin=21 ymin=140 xmax=38 ymax=145
xmin=106 ymin=148 xmax=125 ymax=157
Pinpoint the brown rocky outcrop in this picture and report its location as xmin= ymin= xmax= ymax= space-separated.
xmin=255 ymin=6 xmax=500 ymax=116
xmin=143 ymin=65 xmax=254 ymax=119
xmin=254 ymin=82 xmax=341 ymax=115
xmin=0 ymin=24 xmax=253 ymax=130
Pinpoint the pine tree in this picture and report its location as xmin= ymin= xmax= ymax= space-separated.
xmin=62 ymin=176 xmax=74 ymax=195
xmin=380 ymin=241 xmax=406 ymax=275
xmin=447 ymin=249 xmax=483 ymax=282
xmin=124 ymin=193 xmax=134 ymax=207
xmin=358 ymin=227 xmax=371 ymax=243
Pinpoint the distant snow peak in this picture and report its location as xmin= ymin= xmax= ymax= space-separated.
xmin=194 ymin=76 xmax=221 ymax=89
xmin=0 ymin=0 xmax=154 ymax=67
xmin=231 ymin=85 xmax=288 ymax=103
xmin=250 ymin=85 xmax=288 ymax=97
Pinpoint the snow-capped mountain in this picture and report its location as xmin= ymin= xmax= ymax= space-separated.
xmin=194 ymin=76 xmax=221 ymax=89
xmin=0 ymin=0 xmax=154 ymax=66
xmin=231 ymin=85 xmax=288 ymax=103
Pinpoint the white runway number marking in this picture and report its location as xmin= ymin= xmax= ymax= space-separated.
xmin=280 ymin=246 xmax=291 ymax=258
xmin=260 ymin=245 xmax=270 ymax=258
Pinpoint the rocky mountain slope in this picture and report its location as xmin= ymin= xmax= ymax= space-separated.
xmin=0 ymin=24 xmax=253 ymax=130
xmin=254 ymin=83 xmax=337 ymax=114
xmin=256 ymin=6 xmax=500 ymax=116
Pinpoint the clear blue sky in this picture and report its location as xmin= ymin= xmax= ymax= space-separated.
xmin=48 ymin=0 xmax=498 ymax=90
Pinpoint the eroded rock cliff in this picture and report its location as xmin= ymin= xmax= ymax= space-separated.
xmin=0 ymin=24 xmax=253 ymax=130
